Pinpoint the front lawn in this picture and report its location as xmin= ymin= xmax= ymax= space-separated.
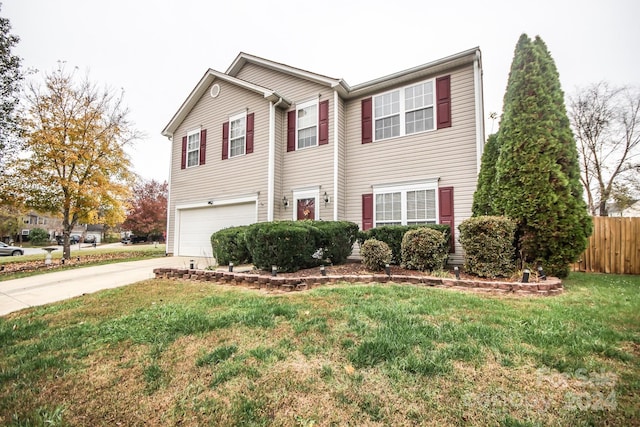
xmin=0 ymin=273 xmax=638 ymax=426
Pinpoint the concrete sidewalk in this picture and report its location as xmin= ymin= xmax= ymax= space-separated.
xmin=0 ymin=256 xmax=211 ymax=316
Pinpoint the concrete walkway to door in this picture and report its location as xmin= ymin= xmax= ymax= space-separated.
xmin=0 ymin=256 xmax=210 ymax=316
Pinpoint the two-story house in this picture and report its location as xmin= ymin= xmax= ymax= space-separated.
xmin=162 ymin=48 xmax=485 ymax=264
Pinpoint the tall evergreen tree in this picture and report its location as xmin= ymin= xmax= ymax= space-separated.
xmin=493 ymin=34 xmax=591 ymax=277
xmin=0 ymin=3 xmax=24 ymax=174
xmin=472 ymin=133 xmax=499 ymax=216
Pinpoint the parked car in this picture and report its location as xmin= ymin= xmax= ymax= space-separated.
xmin=0 ymin=242 xmax=24 ymax=256
xmin=121 ymin=234 xmax=147 ymax=244
xmin=84 ymin=235 xmax=97 ymax=244
xmin=55 ymin=235 xmax=81 ymax=245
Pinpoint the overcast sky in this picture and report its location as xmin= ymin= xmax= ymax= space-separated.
xmin=4 ymin=0 xmax=639 ymax=183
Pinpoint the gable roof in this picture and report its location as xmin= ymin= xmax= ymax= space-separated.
xmin=347 ymin=47 xmax=481 ymax=98
xmin=162 ymin=47 xmax=481 ymax=138
xmin=161 ymin=69 xmax=291 ymax=138
xmin=226 ymin=52 xmax=351 ymax=96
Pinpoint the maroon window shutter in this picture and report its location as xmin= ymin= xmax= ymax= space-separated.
xmin=319 ymin=100 xmax=329 ymax=145
xmin=287 ymin=110 xmax=296 ymax=152
xmin=438 ymin=186 xmax=455 ymax=252
xmin=362 ymin=193 xmax=374 ymax=231
xmin=199 ymin=129 xmax=207 ymax=165
xmin=181 ymin=136 xmax=187 ymax=169
xmin=222 ymin=122 xmax=229 ymax=160
xmin=361 ymin=97 xmax=372 ymax=144
xmin=436 ymin=75 xmax=452 ymax=129
xmin=246 ymin=113 xmax=254 ymax=154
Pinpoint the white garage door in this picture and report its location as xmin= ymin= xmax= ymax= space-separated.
xmin=177 ymin=202 xmax=256 ymax=257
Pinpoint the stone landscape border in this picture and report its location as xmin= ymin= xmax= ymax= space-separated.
xmin=153 ymin=268 xmax=563 ymax=296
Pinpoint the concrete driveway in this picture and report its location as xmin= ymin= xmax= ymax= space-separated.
xmin=0 ymin=256 xmax=206 ymax=317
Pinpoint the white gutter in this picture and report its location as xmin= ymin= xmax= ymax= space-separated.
xmin=333 ymin=90 xmax=339 ymax=221
xmin=267 ymin=101 xmax=275 ymax=221
xmin=473 ymin=50 xmax=485 ymax=173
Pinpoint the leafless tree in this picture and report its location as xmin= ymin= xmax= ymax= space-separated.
xmin=569 ymin=82 xmax=640 ymax=216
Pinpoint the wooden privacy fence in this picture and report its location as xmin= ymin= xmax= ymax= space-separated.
xmin=572 ymin=216 xmax=640 ymax=275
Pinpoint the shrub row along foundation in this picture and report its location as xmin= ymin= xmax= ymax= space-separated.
xmin=153 ymin=268 xmax=563 ymax=296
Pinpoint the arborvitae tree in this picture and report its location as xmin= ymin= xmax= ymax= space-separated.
xmin=472 ymin=133 xmax=499 ymax=216
xmin=0 ymin=4 xmax=24 ymax=174
xmin=493 ymin=34 xmax=592 ymax=277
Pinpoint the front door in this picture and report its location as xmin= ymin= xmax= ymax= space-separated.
xmin=297 ymin=198 xmax=315 ymax=220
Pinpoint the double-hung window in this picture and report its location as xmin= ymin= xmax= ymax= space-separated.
xmin=229 ymin=112 xmax=246 ymax=158
xmin=297 ymin=100 xmax=318 ymax=149
xmin=373 ymin=80 xmax=435 ymax=141
xmin=404 ymin=81 xmax=434 ymax=134
xmin=374 ymin=181 xmax=437 ymax=227
xmin=186 ymin=129 xmax=200 ymax=168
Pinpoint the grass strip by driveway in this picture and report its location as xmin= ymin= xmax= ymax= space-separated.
xmin=0 ymin=272 xmax=638 ymax=426
xmin=0 ymin=245 xmax=167 ymax=281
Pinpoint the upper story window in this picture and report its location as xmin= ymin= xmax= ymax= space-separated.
xmin=186 ymin=129 xmax=200 ymax=168
xmin=229 ymin=112 xmax=246 ymax=158
xmin=287 ymin=100 xmax=329 ymax=152
xmin=181 ymin=128 xmax=207 ymax=169
xmin=373 ymin=79 xmax=435 ymax=141
xmin=297 ymin=100 xmax=318 ymax=149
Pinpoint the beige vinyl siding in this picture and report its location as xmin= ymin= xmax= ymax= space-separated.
xmin=343 ymin=65 xmax=478 ymax=263
xmin=166 ymin=79 xmax=271 ymax=253
xmin=236 ymin=62 xmax=338 ymax=221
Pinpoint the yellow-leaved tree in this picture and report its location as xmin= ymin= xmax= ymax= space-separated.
xmin=14 ymin=65 xmax=140 ymax=259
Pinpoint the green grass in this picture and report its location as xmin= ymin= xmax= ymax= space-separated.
xmin=0 ymin=244 xmax=166 ymax=281
xmin=0 ymin=273 xmax=638 ymax=426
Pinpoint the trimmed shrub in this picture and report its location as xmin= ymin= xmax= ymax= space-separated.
xmin=360 ymin=238 xmax=392 ymax=272
xmin=245 ymin=221 xmax=323 ymax=272
xmin=210 ymin=225 xmax=251 ymax=266
xmin=458 ymin=216 xmax=516 ymax=277
xmin=312 ymin=220 xmax=359 ymax=264
xmin=401 ymin=227 xmax=449 ymax=271
xmin=28 ymin=228 xmax=49 ymax=245
xmin=359 ymin=224 xmax=450 ymax=264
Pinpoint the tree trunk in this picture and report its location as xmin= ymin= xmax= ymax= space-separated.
xmin=598 ymin=200 xmax=609 ymax=216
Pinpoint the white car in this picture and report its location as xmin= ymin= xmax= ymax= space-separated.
xmin=0 ymin=242 xmax=24 ymax=256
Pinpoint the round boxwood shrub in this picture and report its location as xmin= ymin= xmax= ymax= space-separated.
xmin=359 ymin=224 xmax=450 ymax=264
xmin=360 ymin=238 xmax=392 ymax=272
xmin=458 ymin=216 xmax=516 ymax=277
xmin=401 ymin=227 xmax=449 ymax=271
xmin=210 ymin=225 xmax=251 ymax=266
xmin=245 ymin=221 xmax=323 ymax=273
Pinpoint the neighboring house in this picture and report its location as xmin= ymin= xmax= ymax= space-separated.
xmin=162 ymin=48 xmax=485 ymax=263
xmin=20 ymin=212 xmax=63 ymax=241
xmin=608 ymin=200 xmax=640 ymax=217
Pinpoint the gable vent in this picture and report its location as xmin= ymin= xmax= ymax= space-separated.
xmin=210 ymin=84 xmax=221 ymax=98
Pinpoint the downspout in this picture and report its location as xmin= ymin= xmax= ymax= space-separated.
xmin=473 ymin=50 xmax=485 ymax=174
xmin=333 ymin=90 xmax=339 ymax=221
xmin=165 ymin=135 xmax=173 ymax=255
xmin=267 ymin=97 xmax=285 ymax=222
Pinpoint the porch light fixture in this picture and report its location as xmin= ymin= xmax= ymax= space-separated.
xmin=521 ymin=268 xmax=530 ymax=283
xmin=323 ymin=191 xmax=329 ymax=204
xmin=282 ymin=195 xmax=289 ymax=208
